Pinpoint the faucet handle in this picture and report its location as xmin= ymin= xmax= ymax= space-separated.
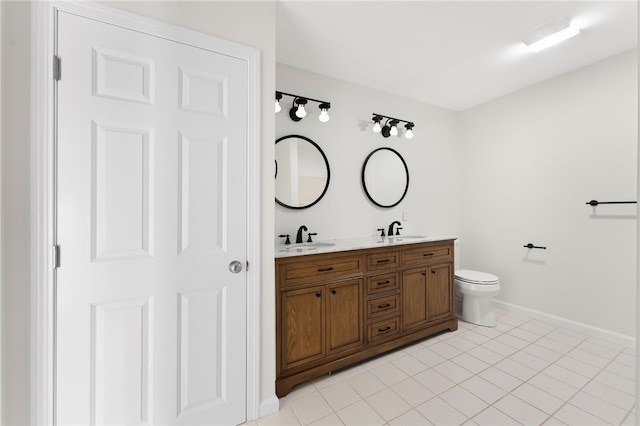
xmin=278 ymin=234 xmax=291 ymax=245
xmin=395 ymin=227 xmax=402 ymax=236
xmin=377 ymin=228 xmax=386 ymax=237
xmin=307 ymin=232 xmax=317 ymax=243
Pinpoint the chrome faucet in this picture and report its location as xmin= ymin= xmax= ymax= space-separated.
xmin=388 ymin=221 xmax=402 ymax=236
xmin=296 ymin=225 xmax=308 ymax=244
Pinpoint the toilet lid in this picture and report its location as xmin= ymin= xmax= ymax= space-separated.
xmin=455 ymin=269 xmax=499 ymax=285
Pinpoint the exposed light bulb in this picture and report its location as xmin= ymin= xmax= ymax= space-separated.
xmin=373 ymin=122 xmax=382 ymax=133
xmin=275 ymin=99 xmax=281 ymax=113
xmin=295 ymin=104 xmax=307 ymax=118
xmin=390 ymin=125 xmax=398 ymax=136
xmin=319 ymin=108 xmax=330 ymax=122
xmin=405 ymin=123 xmax=415 ymax=139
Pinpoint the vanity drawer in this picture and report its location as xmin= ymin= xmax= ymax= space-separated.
xmin=367 ymin=272 xmax=399 ymax=295
xmin=402 ymin=244 xmax=452 ymax=267
xmin=279 ymin=255 xmax=363 ymax=286
xmin=367 ymin=294 xmax=400 ymax=319
xmin=367 ymin=251 xmax=399 ymax=272
xmin=368 ymin=317 xmax=401 ymax=342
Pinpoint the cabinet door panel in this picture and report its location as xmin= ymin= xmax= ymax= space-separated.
xmin=428 ymin=264 xmax=453 ymax=321
xmin=327 ymin=279 xmax=364 ymax=354
xmin=402 ymin=269 xmax=427 ymax=330
xmin=281 ymin=285 xmax=325 ymax=370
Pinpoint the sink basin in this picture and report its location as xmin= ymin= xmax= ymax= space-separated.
xmin=277 ymin=241 xmax=336 ymax=252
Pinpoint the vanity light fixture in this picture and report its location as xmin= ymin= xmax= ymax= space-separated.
xmin=524 ymin=17 xmax=580 ymax=53
xmin=276 ymin=91 xmax=331 ymax=123
xmin=372 ymin=114 xmax=415 ymax=139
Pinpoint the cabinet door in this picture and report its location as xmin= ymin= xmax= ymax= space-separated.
xmin=327 ymin=279 xmax=364 ymax=354
xmin=281 ymin=285 xmax=325 ymax=370
xmin=427 ymin=264 xmax=453 ymax=321
xmin=402 ymin=268 xmax=428 ymax=330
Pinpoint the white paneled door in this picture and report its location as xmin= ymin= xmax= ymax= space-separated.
xmin=56 ymin=10 xmax=247 ymax=425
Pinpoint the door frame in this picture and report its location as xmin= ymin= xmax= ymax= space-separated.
xmin=31 ymin=2 xmax=262 ymax=424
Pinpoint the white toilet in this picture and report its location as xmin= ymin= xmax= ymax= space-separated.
xmin=454 ymin=269 xmax=500 ymax=327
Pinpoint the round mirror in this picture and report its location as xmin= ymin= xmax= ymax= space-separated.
xmin=275 ymin=135 xmax=330 ymax=209
xmin=362 ymin=147 xmax=409 ymax=208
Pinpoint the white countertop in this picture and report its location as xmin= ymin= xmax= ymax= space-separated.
xmin=275 ymin=235 xmax=457 ymax=258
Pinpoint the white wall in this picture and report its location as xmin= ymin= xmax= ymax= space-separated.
xmin=459 ymin=50 xmax=638 ymax=339
xmin=1 ymin=1 xmax=277 ymax=423
xmin=1 ymin=2 xmax=32 ymax=424
xmin=275 ymin=64 xmax=461 ymax=242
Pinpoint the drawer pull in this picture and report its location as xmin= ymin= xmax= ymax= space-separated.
xmin=317 ymin=267 xmax=334 ymax=272
xmin=378 ymin=303 xmax=391 ymax=309
xmin=423 ymin=253 xmax=434 ymax=257
xmin=376 ymin=280 xmax=392 ymax=287
xmin=378 ymin=326 xmax=392 ymax=332
xmin=377 ymin=259 xmax=391 ymax=264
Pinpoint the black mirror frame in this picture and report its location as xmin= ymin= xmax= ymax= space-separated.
xmin=275 ymin=134 xmax=331 ymax=210
xmin=361 ymin=147 xmax=409 ymax=208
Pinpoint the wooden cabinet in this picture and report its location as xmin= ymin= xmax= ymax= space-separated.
xmin=327 ymin=280 xmax=364 ymax=354
xmin=280 ymin=279 xmax=363 ymax=371
xmin=276 ymin=239 xmax=457 ymax=397
xmin=402 ymin=264 xmax=453 ymax=331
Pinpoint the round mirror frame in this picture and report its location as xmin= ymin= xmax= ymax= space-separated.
xmin=361 ymin=147 xmax=409 ymax=208
xmin=275 ymin=134 xmax=331 ymax=209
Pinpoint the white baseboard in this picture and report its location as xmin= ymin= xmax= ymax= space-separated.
xmin=258 ymin=396 xmax=280 ymax=419
xmin=493 ymin=300 xmax=636 ymax=349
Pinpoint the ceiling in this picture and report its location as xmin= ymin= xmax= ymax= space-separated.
xmin=276 ymin=1 xmax=638 ymax=111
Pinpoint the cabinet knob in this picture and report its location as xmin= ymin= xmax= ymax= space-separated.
xmin=315 ymin=292 xmax=321 ymax=298
xmin=331 ymin=289 xmax=337 ymax=294
xmin=432 ymin=270 xmax=437 ymax=274
xmin=422 ymin=272 xmax=426 ymax=276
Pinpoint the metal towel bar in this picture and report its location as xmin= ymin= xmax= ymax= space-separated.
xmin=586 ymin=200 xmax=637 ymax=206
xmin=524 ymin=243 xmax=546 ymax=250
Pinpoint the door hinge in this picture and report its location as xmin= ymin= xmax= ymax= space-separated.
xmin=53 ymin=55 xmax=61 ymax=81
xmin=53 ymin=245 xmax=61 ymax=269
xmin=246 ymin=261 xmax=250 ymax=271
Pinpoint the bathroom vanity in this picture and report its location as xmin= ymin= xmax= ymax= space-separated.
xmin=275 ymin=237 xmax=457 ymax=397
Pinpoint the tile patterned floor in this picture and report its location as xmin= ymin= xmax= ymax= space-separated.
xmin=248 ymin=309 xmax=636 ymax=425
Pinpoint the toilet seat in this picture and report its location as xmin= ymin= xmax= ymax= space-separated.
xmin=455 ymin=269 xmax=499 ymax=285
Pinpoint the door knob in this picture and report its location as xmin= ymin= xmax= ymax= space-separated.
xmin=228 ymin=260 xmax=243 ymax=274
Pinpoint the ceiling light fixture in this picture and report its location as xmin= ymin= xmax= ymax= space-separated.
xmin=524 ymin=17 xmax=580 ymax=53
xmin=372 ymin=114 xmax=415 ymax=139
xmin=276 ymin=91 xmax=331 ymax=123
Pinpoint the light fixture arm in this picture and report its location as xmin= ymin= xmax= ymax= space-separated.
xmin=372 ymin=113 xmax=412 ymax=127
xmin=277 ymin=91 xmax=330 ymax=108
